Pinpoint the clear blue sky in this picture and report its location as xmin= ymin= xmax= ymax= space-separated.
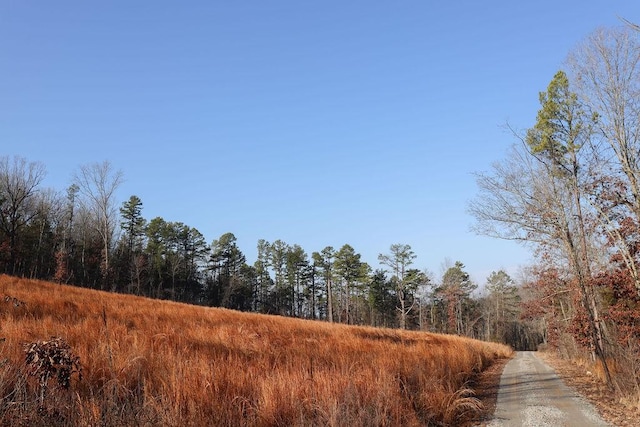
xmin=1 ymin=1 xmax=638 ymax=285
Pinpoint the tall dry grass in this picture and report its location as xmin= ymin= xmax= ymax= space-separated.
xmin=0 ymin=274 xmax=512 ymax=426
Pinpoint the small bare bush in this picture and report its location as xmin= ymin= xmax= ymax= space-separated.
xmin=24 ymin=337 xmax=82 ymax=405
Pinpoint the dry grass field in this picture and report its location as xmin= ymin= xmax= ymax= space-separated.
xmin=0 ymin=275 xmax=512 ymax=426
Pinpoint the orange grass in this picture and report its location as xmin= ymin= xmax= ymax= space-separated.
xmin=0 ymin=275 xmax=513 ymax=426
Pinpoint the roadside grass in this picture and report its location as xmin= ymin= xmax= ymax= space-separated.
xmin=0 ymin=274 xmax=512 ymax=426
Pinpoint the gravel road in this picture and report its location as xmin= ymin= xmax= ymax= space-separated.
xmin=487 ymin=351 xmax=609 ymax=427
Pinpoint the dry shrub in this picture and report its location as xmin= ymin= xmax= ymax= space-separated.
xmin=0 ymin=274 xmax=512 ymax=426
xmin=24 ymin=337 xmax=81 ymax=394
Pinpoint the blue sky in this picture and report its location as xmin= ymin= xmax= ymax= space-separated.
xmin=1 ymin=1 xmax=638 ymax=285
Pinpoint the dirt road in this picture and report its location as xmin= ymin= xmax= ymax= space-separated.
xmin=488 ymin=351 xmax=609 ymax=426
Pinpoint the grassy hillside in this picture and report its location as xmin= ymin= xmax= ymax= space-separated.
xmin=0 ymin=275 xmax=512 ymax=426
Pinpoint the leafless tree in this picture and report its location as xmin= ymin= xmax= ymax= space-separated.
xmin=470 ymin=138 xmax=613 ymax=385
xmin=29 ymin=188 xmax=64 ymax=279
xmin=568 ymin=27 xmax=640 ymax=294
xmin=74 ymin=161 xmax=123 ymax=288
xmin=0 ymin=155 xmax=46 ymax=274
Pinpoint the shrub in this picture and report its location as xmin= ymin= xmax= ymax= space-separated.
xmin=24 ymin=337 xmax=82 ymax=406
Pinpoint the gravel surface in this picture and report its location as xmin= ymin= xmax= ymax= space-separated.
xmin=487 ymin=351 xmax=610 ymax=427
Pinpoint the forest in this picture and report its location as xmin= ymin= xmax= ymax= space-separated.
xmin=0 ymin=151 xmax=528 ymax=347
xmin=3 ymin=24 xmax=640 ymax=401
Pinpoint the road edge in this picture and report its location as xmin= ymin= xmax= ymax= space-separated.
xmin=462 ymin=355 xmax=513 ymax=426
xmin=537 ymin=351 xmax=637 ymax=427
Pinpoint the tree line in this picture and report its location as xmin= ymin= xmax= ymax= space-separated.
xmin=470 ymin=25 xmax=640 ymax=391
xmin=0 ymin=156 xmax=532 ymax=347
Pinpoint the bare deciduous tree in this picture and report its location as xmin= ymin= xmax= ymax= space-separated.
xmin=74 ymin=161 xmax=123 ymax=288
xmin=470 ymin=114 xmax=613 ymax=384
xmin=0 ymin=155 xmax=46 ymax=274
xmin=569 ymin=27 xmax=640 ymax=295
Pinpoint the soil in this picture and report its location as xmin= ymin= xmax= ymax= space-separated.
xmin=465 ymin=351 xmax=639 ymax=427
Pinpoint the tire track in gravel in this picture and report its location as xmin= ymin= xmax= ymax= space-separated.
xmin=487 ymin=351 xmax=609 ymax=427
